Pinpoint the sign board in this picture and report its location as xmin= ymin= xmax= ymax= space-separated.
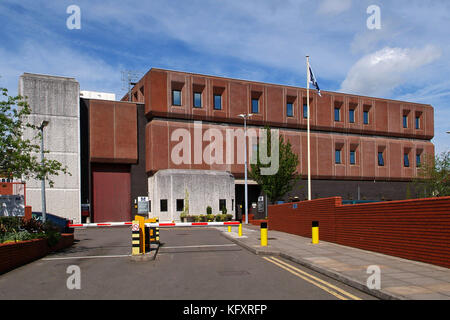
xmin=257 ymin=196 xmax=265 ymax=213
xmin=137 ymin=196 xmax=149 ymax=214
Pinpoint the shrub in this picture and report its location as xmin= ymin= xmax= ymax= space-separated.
xmin=221 ymin=206 xmax=227 ymax=215
xmin=226 ymin=214 xmax=233 ymax=221
xmin=206 ymin=206 xmax=212 ymax=215
xmin=206 ymin=214 xmax=215 ymax=222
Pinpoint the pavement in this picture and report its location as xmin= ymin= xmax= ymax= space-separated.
xmin=219 ymin=224 xmax=450 ymax=300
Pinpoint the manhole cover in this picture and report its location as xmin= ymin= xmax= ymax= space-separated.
xmin=218 ymin=270 xmax=250 ymax=276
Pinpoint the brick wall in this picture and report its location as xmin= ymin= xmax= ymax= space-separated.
xmin=268 ymin=197 xmax=450 ymax=268
xmin=0 ymin=234 xmax=74 ymax=274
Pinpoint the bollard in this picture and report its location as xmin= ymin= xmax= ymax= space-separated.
xmin=155 ymin=217 xmax=160 ymax=243
xmin=312 ymin=221 xmax=319 ymax=244
xmin=228 ymin=226 xmax=232 ymax=233
xmin=260 ymin=222 xmax=268 ymax=247
xmin=132 ymin=220 xmax=140 ymax=255
xmin=238 ymin=223 xmax=242 ymax=237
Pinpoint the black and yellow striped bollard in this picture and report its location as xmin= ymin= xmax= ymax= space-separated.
xmin=132 ymin=220 xmax=141 ymax=255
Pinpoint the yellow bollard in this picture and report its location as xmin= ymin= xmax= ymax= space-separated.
xmin=238 ymin=223 xmax=242 ymax=237
xmin=135 ymin=215 xmax=146 ymax=253
xmin=312 ymin=221 xmax=319 ymax=244
xmin=131 ymin=220 xmax=140 ymax=256
xmin=228 ymin=226 xmax=232 ymax=233
xmin=260 ymin=222 xmax=268 ymax=247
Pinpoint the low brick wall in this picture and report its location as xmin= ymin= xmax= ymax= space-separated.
xmin=0 ymin=234 xmax=74 ymax=274
xmin=268 ymin=196 xmax=450 ymax=268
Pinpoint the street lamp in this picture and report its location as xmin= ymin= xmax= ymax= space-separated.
xmin=238 ymin=113 xmax=253 ymax=225
xmin=446 ymin=131 xmax=450 ymax=134
xmin=39 ymin=120 xmax=49 ymax=223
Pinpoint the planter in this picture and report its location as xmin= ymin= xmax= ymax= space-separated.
xmin=0 ymin=234 xmax=74 ymax=274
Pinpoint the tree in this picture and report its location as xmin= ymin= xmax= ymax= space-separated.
xmin=0 ymin=87 xmax=70 ymax=186
xmin=412 ymin=151 xmax=449 ymax=198
xmin=249 ymin=126 xmax=300 ymax=204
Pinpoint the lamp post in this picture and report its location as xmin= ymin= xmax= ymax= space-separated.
xmin=238 ymin=113 xmax=253 ymax=225
xmin=39 ymin=120 xmax=49 ymax=223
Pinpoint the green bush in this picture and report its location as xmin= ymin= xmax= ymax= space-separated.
xmin=226 ymin=214 xmax=233 ymax=221
xmin=0 ymin=217 xmax=61 ymax=246
xmin=206 ymin=206 xmax=212 ymax=215
xmin=206 ymin=214 xmax=215 ymax=222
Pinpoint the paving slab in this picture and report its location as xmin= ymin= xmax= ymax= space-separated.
xmin=218 ymin=225 xmax=450 ymax=300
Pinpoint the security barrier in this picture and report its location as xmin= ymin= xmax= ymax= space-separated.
xmin=69 ymin=219 xmax=242 ymax=257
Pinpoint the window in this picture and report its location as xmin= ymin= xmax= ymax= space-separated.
xmin=148 ymin=200 xmax=151 ymax=212
xmin=193 ymin=92 xmax=202 ymax=108
xmin=404 ymin=153 xmax=410 ymax=167
xmin=219 ymin=199 xmax=226 ymax=212
xmin=334 ymin=108 xmax=340 ymax=122
xmin=378 ymin=152 xmax=384 ymax=166
xmin=349 ymin=109 xmax=355 ymax=123
xmin=172 ymin=90 xmax=181 ymax=106
xmin=286 ymin=102 xmax=294 ymax=117
xmin=415 ymin=116 xmax=420 ymax=129
xmin=252 ymin=98 xmax=259 ymax=113
xmin=335 ymin=149 xmax=342 ymax=164
xmin=214 ymin=94 xmax=222 ymax=110
xmin=416 ymin=154 xmax=421 ymax=167
xmin=350 ymin=150 xmax=356 ymax=165
xmin=303 ymin=104 xmax=308 ymax=119
xmin=403 ymin=115 xmax=408 ymax=128
xmin=363 ymin=111 xmax=369 ymax=124
xmin=176 ymin=199 xmax=184 ymax=212
xmin=160 ymin=199 xmax=168 ymax=212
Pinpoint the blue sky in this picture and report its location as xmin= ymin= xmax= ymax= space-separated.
xmin=0 ymin=0 xmax=449 ymax=153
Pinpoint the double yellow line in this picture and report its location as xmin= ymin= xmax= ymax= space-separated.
xmin=263 ymin=256 xmax=362 ymax=300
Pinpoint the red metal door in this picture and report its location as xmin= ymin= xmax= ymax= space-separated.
xmin=92 ymin=167 xmax=131 ymax=223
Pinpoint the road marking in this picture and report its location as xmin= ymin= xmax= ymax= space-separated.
xmin=263 ymin=256 xmax=362 ymax=300
xmin=159 ymin=244 xmax=237 ymax=249
xmin=42 ymin=254 xmax=131 ymax=261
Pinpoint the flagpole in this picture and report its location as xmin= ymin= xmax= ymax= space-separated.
xmin=306 ymin=56 xmax=312 ymax=201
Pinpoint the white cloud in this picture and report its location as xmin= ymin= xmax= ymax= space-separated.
xmin=317 ymin=0 xmax=352 ymax=15
xmin=340 ymin=45 xmax=442 ymax=97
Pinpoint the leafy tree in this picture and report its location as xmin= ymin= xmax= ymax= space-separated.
xmin=0 ymin=87 xmax=70 ymax=186
xmin=413 ymin=151 xmax=449 ymax=198
xmin=250 ymin=126 xmax=300 ymax=204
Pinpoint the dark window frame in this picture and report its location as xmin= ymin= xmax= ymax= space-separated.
xmin=251 ymin=98 xmax=259 ymax=114
xmin=349 ymin=109 xmax=355 ymax=123
xmin=193 ymin=92 xmax=202 ymax=108
xmin=378 ymin=152 xmax=385 ymax=166
xmin=176 ymin=199 xmax=184 ymax=212
xmin=172 ymin=90 xmax=182 ymax=106
xmin=214 ymin=94 xmax=222 ymax=110
xmin=286 ymin=102 xmax=294 ymax=117
xmin=335 ymin=149 xmax=342 ymax=164
xmin=160 ymin=199 xmax=168 ymax=212
xmin=350 ymin=150 xmax=356 ymax=165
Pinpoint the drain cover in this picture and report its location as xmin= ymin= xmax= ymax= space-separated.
xmin=218 ymin=270 xmax=250 ymax=276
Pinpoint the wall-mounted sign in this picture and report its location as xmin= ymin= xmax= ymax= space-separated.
xmin=137 ymin=196 xmax=149 ymax=214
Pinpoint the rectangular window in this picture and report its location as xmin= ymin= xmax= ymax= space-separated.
xmin=378 ymin=152 xmax=384 ymax=166
xmin=286 ymin=102 xmax=294 ymax=117
xmin=214 ymin=94 xmax=222 ymax=110
xmin=334 ymin=108 xmax=340 ymax=122
xmin=350 ymin=150 xmax=356 ymax=165
xmin=219 ymin=199 xmax=226 ymax=212
xmin=193 ymin=92 xmax=202 ymax=108
xmin=251 ymin=98 xmax=259 ymax=113
xmin=404 ymin=153 xmax=410 ymax=167
xmin=335 ymin=149 xmax=341 ymax=164
xmin=363 ymin=111 xmax=369 ymax=124
xmin=160 ymin=199 xmax=168 ymax=212
xmin=349 ymin=109 xmax=355 ymax=123
xmin=176 ymin=199 xmax=184 ymax=212
xmin=416 ymin=154 xmax=421 ymax=167
xmin=415 ymin=117 xmax=420 ymax=129
xmin=303 ymin=104 xmax=308 ymax=119
xmin=148 ymin=200 xmax=151 ymax=212
xmin=403 ymin=115 xmax=408 ymax=128
xmin=172 ymin=90 xmax=181 ymax=106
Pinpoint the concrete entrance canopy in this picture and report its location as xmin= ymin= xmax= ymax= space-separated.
xmin=148 ymin=169 xmax=235 ymax=222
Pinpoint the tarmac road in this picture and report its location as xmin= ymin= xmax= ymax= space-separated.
xmin=0 ymin=227 xmax=376 ymax=300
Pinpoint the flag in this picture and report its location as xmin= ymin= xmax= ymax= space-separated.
xmin=309 ymin=66 xmax=321 ymax=97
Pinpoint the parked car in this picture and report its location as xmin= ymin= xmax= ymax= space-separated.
xmin=31 ymin=212 xmax=74 ymax=234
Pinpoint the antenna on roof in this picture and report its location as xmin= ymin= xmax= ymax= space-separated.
xmin=121 ymin=70 xmax=143 ymax=102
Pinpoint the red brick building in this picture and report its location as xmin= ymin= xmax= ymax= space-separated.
xmin=79 ymin=68 xmax=434 ymax=222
